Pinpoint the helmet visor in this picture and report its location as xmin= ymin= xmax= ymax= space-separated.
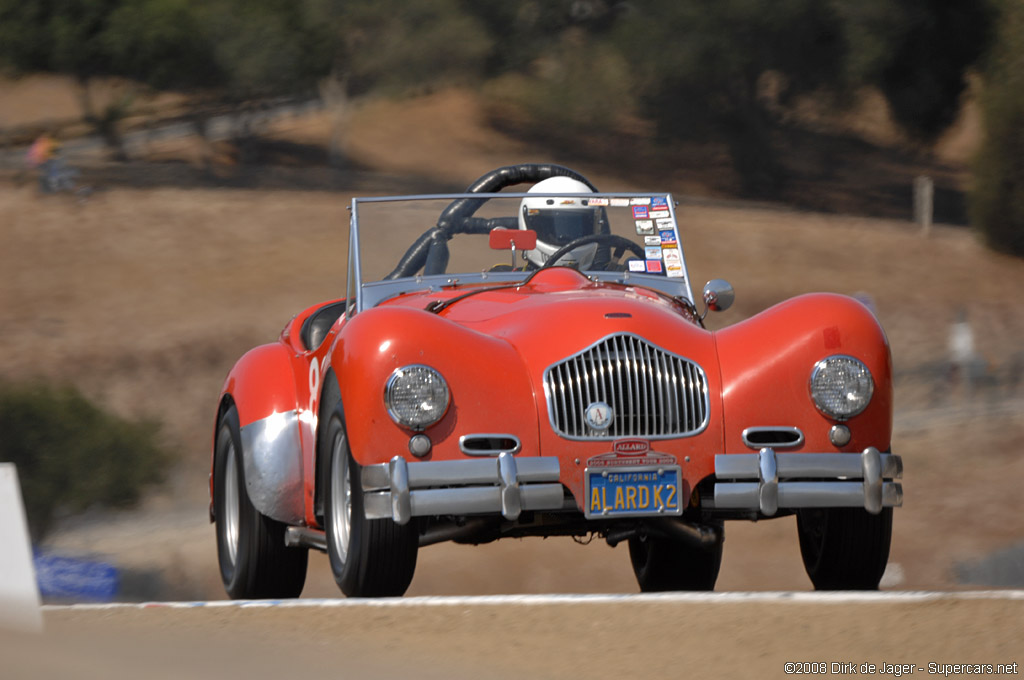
xmin=524 ymin=209 xmax=596 ymax=247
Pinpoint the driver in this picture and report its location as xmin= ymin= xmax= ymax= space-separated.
xmin=519 ymin=176 xmax=602 ymax=269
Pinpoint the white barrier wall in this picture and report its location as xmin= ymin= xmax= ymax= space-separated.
xmin=0 ymin=463 xmax=43 ymax=632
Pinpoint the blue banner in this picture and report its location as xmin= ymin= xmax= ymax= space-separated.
xmin=34 ymin=552 xmax=120 ymax=602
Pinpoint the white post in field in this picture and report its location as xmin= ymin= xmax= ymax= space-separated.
xmin=914 ymin=175 xmax=934 ymax=236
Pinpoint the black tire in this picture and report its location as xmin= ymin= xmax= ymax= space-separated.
xmin=628 ymin=529 xmax=724 ymax=592
xmin=797 ymin=507 xmax=893 ymax=590
xmin=323 ymin=412 xmax=419 ymax=597
xmin=214 ymin=405 xmax=308 ymax=599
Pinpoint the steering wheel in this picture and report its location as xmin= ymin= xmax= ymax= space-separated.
xmin=538 ymin=234 xmax=646 ymax=271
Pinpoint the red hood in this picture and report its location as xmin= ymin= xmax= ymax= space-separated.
xmin=379 ymin=268 xmax=714 ymax=364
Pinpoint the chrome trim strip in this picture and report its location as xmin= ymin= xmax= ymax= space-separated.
xmin=458 ymin=434 xmax=522 ymax=456
xmin=741 ymin=426 xmax=805 ymax=449
xmin=361 ymin=456 xmax=563 ymax=524
xmin=350 ymin=197 xmax=363 ymax=314
xmin=543 ymin=332 xmax=710 ymax=440
xmin=715 ymin=450 xmax=903 ymax=480
xmin=714 ymin=481 xmax=903 ymax=511
xmin=359 ymin=272 xmax=697 ymax=314
xmin=713 ymin=448 xmax=903 ymax=516
xmin=239 ymin=410 xmax=305 ymax=524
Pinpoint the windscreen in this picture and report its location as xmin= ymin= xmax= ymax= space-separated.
xmin=352 ymin=193 xmax=692 ymax=305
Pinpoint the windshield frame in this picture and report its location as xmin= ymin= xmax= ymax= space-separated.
xmin=348 ymin=192 xmax=695 ymax=315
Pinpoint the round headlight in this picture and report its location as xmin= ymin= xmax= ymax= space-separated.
xmin=809 ymin=355 xmax=874 ymax=420
xmin=385 ymin=365 xmax=450 ymax=430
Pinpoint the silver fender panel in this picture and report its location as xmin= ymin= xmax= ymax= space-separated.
xmin=239 ymin=410 xmax=305 ymax=524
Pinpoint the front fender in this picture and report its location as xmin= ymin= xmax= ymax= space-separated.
xmin=218 ymin=343 xmax=305 ymax=524
xmin=714 ymin=293 xmax=893 ymax=453
xmin=333 ymin=307 xmax=539 ymax=466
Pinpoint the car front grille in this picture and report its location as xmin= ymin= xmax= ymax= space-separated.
xmin=543 ymin=333 xmax=709 ymax=439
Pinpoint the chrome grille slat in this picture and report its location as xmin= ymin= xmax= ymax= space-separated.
xmin=667 ymin=354 xmax=681 ymax=434
xmin=638 ymin=339 xmax=649 ymax=436
xmin=559 ymin=364 xmax=574 ymax=434
xmin=544 ymin=334 xmax=709 ymax=439
xmin=629 ymin=336 xmax=641 ymax=435
xmin=658 ymin=350 xmax=671 ymax=436
xmin=691 ymin=360 xmax=701 ymax=428
xmin=614 ymin=337 xmax=625 ymax=433
xmin=645 ymin=341 xmax=658 ymax=435
xmin=684 ymin=360 xmax=695 ymax=430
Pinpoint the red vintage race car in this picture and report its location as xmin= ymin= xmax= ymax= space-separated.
xmin=210 ymin=164 xmax=902 ymax=598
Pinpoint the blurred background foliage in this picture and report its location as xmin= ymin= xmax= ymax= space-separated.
xmin=971 ymin=0 xmax=1024 ymax=258
xmin=0 ymin=0 xmax=1020 ymax=253
xmin=0 ymin=381 xmax=172 ymax=541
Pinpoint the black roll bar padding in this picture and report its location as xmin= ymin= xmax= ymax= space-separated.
xmin=423 ymin=230 xmax=451 ymax=276
xmin=384 ymin=227 xmax=442 ymax=280
xmin=460 ymin=216 xmax=519 ymax=235
xmin=436 ymin=164 xmax=599 ymax=237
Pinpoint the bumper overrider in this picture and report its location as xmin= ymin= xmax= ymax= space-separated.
xmin=713 ymin=446 xmax=903 ymax=516
xmin=361 ymin=452 xmax=566 ymax=525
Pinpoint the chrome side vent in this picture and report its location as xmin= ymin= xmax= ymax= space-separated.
xmin=742 ymin=427 xmax=804 ymax=449
xmin=459 ymin=434 xmax=521 ymax=456
xmin=543 ymin=333 xmax=709 ymax=440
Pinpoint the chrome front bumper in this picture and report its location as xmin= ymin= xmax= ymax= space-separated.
xmin=713 ymin=447 xmax=903 ymax=516
xmin=361 ymin=453 xmax=565 ymax=525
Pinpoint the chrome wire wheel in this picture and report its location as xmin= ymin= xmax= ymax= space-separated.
xmin=222 ymin=439 xmax=241 ymax=567
xmin=328 ymin=428 xmax=353 ymax=566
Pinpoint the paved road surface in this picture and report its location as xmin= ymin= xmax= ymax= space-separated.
xmin=2 ymin=592 xmax=1021 ymax=679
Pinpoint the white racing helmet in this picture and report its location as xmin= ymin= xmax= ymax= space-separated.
xmin=519 ymin=176 xmax=600 ymax=269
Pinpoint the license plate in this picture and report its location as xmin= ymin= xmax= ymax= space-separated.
xmin=584 ymin=466 xmax=682 ymax=518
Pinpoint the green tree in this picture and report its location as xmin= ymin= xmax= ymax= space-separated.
xmin=596 ymin=0 xmax=990 ymax=195
xmin=610 ymin=0 xmax=846 ymax=196
xmin=318 ymin=0 xmax=492 ymax=96
xmin=196 ymin=0 xmax=334 ymax=98
xmin=0 ymin=0 xmax=221 ymax=156
xmin=835 ymin=0 xmax=992 ymax=141
xmin=970 ymin=0 xmax=1024 ymax=257
xmin=0 ymin=381 xmax=171 ymax=542
xmin=469 ymin=2 xmax=636 ymax=140
xmin=464 ymin=0 xmax=616 ymax=76
xmin=102 ymin=0 xmax=219 ymax=90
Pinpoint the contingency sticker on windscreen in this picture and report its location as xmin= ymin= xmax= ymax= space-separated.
xmin=621 ymin=195 xmax=685 ymax=279
xmin=662 ymin=247 xmax=683 ymax=278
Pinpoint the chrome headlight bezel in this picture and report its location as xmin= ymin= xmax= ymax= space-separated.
xmin=384 ymin=365 xmax=450 ymax=431
xmin=809 ymin=355 xmax=874 ymax=420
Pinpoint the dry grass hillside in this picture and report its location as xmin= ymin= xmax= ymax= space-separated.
xmin=2 ymin=77 xmax=1022 ymax=600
